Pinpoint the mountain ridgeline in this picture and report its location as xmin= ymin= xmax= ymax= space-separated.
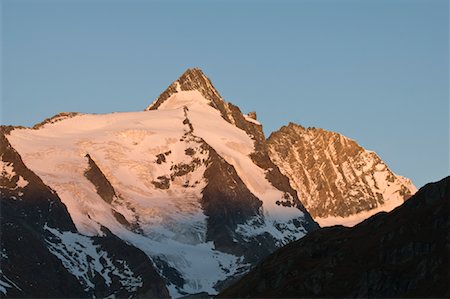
xmin=1 ymin=68 xmax=430 ymax=298
xmin=268 ymin=123 xmax=416 ymax=226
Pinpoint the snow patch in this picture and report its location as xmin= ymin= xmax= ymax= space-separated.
xmin=316 ymin=195 xmax=404 ymax=227
xmin=44 ymin=225 xmax=143 ymax=293
xmin=243 ymin=114 xmax=261 ymax=125
xmin=0 ymin=161 xmax=15 ymax=179
xmin=0 ymin=269 xmax=22 ymax=295
xmin=0 ymin=160 xmax=29 ymax=190
xmin=16 ymin=176 xmax=28 ymax=188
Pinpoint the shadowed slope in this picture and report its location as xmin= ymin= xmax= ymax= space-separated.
xmin=219 ymin=176 xmax=449 ymax=298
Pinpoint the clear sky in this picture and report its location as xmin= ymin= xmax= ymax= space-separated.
xmin=1 ymin=0 xmax=448 ymax=188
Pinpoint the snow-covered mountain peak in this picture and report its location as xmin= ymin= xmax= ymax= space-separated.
xmin=147 ymin=68 xmax=223 ymax=110
xmin=145 ymin=68 xmax=253 ymax=130
xmin=1 ymin=67 xmax=421 ymax=297
xmin=5 ymin=76 xmax=318 ymax=296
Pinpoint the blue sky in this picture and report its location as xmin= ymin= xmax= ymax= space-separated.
xmin=1 ymin=0 xmax=448 ymax=188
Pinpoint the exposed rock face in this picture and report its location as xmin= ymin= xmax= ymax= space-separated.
xmin=219 ymin=176 xmax=450 ymax=298
xmin=85 ymin=153 xmax=117 ymax=204
xmin=0 ymin=130 xmax=169 ymax=298
xmin=267 ymin=123 xmax=417 ymax=226
xmin=32 ymin=112 xmax=80 ymax=129
xmin=147 ymin=67 xmax=233 ymax=124
xmin=201 ymin=143 xmax=276 ymax=262
xmin=84 ymin=153 xmax=138 ymax=229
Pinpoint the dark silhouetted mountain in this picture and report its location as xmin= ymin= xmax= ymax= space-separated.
xmin=219 ymin=176 xmax=449 ymax=298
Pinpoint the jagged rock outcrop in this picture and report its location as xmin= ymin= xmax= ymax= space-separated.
xmin=147 ymin=67 xmax=233 ymax=124
xmin=267 ymin=123 xmax=416 ymax=226
xmin=219 ymin=176 xmax=450 ymax=298
xmin=32 ymin=112 xmax=80 ymax=129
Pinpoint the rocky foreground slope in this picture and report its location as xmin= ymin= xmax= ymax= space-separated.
xmin=268 ymin=123 xmax=416 ymax=226
xmin=219 ymin=176 xmax=449 ymax=298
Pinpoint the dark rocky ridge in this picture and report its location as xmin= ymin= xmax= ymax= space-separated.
xmin=84 ymin=153 xmax=117 ymax=204
xmin=84 ymin=153 xmax=133 ymax=228
xmin=32 ymin=112 xmax=80 ymax=129
xmin=219 ymin=176 xmax=450 ymax=298
xmin=91 ymin=228 xmax=170 ymax=298
xmin=0 ymin=129 xmax=169 ymax=298
xmin=1 ymin=214 xmax=87 ymax=298
xmin=201 ymin=142 xmax=276 ymax=261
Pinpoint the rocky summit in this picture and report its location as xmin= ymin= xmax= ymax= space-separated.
xmin=268 ymin=123 xmax=416 ymax=226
